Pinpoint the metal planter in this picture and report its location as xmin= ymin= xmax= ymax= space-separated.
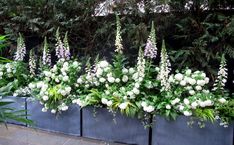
xmin=27 ymin=101 xmax=81 ymax=136
xmin=82 ymin=106 xmax=149 ymax=145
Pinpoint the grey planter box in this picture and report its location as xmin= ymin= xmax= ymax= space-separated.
xmin=152 ymin=116 xmax=233 ymax=145
xmin=27 ymin=101 xmax=81 ymax=136
xmin=82 ymin=107 xmax=149 ymax=145
xmin=1 ymin=96 xmax=27 ymax=126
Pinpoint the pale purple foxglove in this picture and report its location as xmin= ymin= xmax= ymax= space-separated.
xmin=144 ymin=22 xmax=157 ymax=59
xmin=115 ymin=15 xmax=124 ymax=54
xmin=14 ymin=33 xmax=26 ymax=61
xmin=42 ymin=37 xmax=51 ymax=66
xmin=63 ymin=32 xmax=71 ymax=60
xmin=55 ymin=28 xmax=66 ymax=59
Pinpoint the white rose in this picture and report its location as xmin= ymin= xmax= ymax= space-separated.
xmin=191 ymin=102 xmax=198 ymax=109
xmin=218 ymin=98 xmax=226 ymax=104
xmin=184 ymin=98 xmax=190 ymax=105
xmin=175 ymin=73 xmax=183 ymax=81
xmin=166 ymin=104 xmax=171 ymax=109
xmin=183 ymin=111 xmax=192 ymax=116
xmin=77 ymin=78 xmax=83 ymax=84
xmin=189 ymin=90 xmax=195 ymax=95
xmin=205 ymin=77 xmax=210 ymax=84
xmin=119 ymin=102 xmax=128 ymax=109
xmin=29 ymin=83 xmax=35 ymax=89
xmin=188 ymin=78 xmax=196 ymax=85
xmin=107 ymin=77 xmax=115 ymax=83
xmin=101 ymin=98 xmax=108 ymax=104
xmin=195 ymin=86 xmax=202 ymax=91
xmin=115 ymin=78 xmax=120 ymax=83
xmin=141 ymin=102 xmax=147 ymax=107
xmin=145 ymin=106 xmax=154 ymax=113
xmin=51 ymin=109 xmax=56 ymax=114
xmin=204 ymin=100 xmax=213 ymax=106
xmin=129 ymin=68 xmax=135 ymax=74
xmin=72 ymin=61 xmax=79 ymax=67
xmin=197 ymin=80 xmax=206 ymax=86
xmin=179 ymin=105 xmax=184 ymax=111
xmin=134 ymin=83 xmax=140 ymax=88
xmin=61 ymin=106 xmax=69 ymax=111
xmin=122 ymin=68 xmax=128 ymax=74
xmin=185 ymin=69 xmax=192 ymax=76
xmin=180 ymin=80 xmax=187 ymax=86
xmin=122 ymin=75 xmax=128 ymax=83
xmin=106 ymin=101 xmax=113 ymax=106
xmin=65 ymin=87 xmax=72 ymax=93
xmin=61 ymin=90 xmax=67 ymax=96
xmin=127 ymin=91 xmax=134 ymax=97
xmin=42 ymin=95 xmax=49 ymax=101
xmin=63 ymin=76 xmax=69 ymax=82
xmin=99 ymin=61 xmax=109 ymax=68
xmin=138 ymin=77 xmax=143 ymax=82
xmin=99 ymin=77 xmax=106 ymax=83
xmin=96 ymin=68 xmax=103 ymax=77
xmin=42 ymin=108 xmax=47 ymax=112
xmin=201 ymin=73 xmax=206 ymax=78
xmin=199 ymin=101 xmax=206 ymax=107
xmin=132 ymin=88 xmax=140 ymax=95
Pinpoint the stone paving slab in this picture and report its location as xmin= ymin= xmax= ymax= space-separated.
xmin=0 ymin=124 xmax=127 ymax=145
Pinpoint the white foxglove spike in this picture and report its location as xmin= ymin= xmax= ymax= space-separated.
xmin=115 ymin=15 xmax=124 ymax=54
xmin=137 ymin=48 xmax=146 ymax=81
xmin=213 ymin=54 xmax=228 ymax=91
xmin=144 ymin=22 xmax=157 ymax=59
xmin=42 ymin=37 xmax=51 ymax=66
xmin=157 ymin=40 xmax=171 ymax=91
xmin=14 ymin=33 xmax=26 ymax=61
xmin=29 ymin=49 xmax=36 ymax=76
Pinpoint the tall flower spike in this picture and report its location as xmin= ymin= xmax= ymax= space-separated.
xmin=42 ymin=37 xmax=51 ymax=66
xmin=55 ymin=28 xmax=65 ymax=59
xmin=137 ymin=48 xmax=146 ymax=81
xmin=29 ymin=49 xmax=36 ymax=76
xmin=157 ymin=40 xmax=171 ymax=91
xmin=14 ymin=33 xmax=26 ymax=61
xmin=63 ymin=32 xmax=71 ymax=60
xmin=115 ymin=15 xmax=124 ymax=54
xmin=144 ymin=21 xmax=157 ymax=59
xmin=213 ymin=54 xmax=228 ymax=91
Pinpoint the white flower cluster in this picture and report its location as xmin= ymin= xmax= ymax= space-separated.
xmin=42 ymin=37 xmax=51 ymax=66
xmin=157 ymin=40 xmax=171 ymax=91
xmin=115 ymin=15 xmax=124 ymax=54
xmin=213 ymin=55 xmax=227 ymax=91
xmin=170 ymin=69 xmax=210 ymax=95
xmin=0 ymin=62 xmax=17 ymax=79
xmin=29 ymin=59 xmax=81 ymax=113
xmin=13 ymin=87 xmax=31 ymax=97
xmin=14 ymin=33 xmax=26 ymax=61
xmin=141 ymin=102 xmax=155 ymax=113
xmin=76 ymin=60 xmax=112 ymax=88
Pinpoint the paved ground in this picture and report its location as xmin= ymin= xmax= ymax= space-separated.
xmin=0 ymin=124 xmax=126 ymax=145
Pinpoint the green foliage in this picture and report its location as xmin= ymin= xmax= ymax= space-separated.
xmin=0 ymin=99 xmax=33 ymax=126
